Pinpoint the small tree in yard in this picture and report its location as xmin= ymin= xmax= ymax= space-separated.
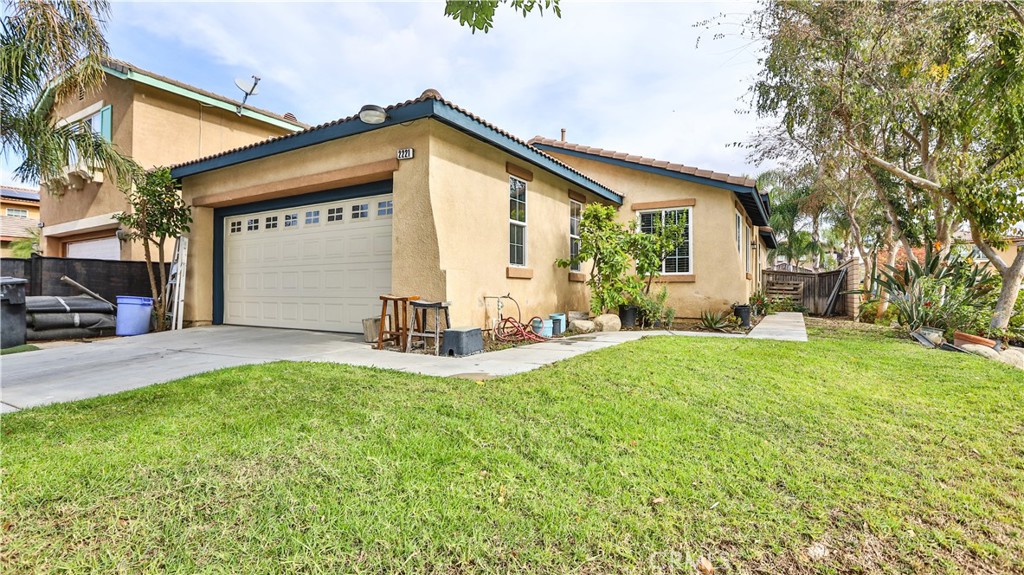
xmin=557 ymin=203 xmax=639 ymax=315
xmin=114 ymin=167 xmax=191 ymax=332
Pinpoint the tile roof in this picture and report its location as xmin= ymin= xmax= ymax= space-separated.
xmin=0 ymin=216 xmax=40 ymax=239
xmin=102 ymin=58 xmax=308 ymax=129
xmin=527 ymin=136 xmax=758 ymax=188
xmin=170 ymin=90 xmax=620 ymax=201
xmin=1 ymin=185 xmax=41 ymax=202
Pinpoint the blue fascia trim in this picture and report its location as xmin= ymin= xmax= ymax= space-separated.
xmin=171 ymin=99 xmax=622 ymax=205
xmin=211 ymin=180 xmax=394 ymax=325
xmin=428 ymin=102 xmax=622 ymax=205
xmin=533 ymin=143 xmax=770 ymax=226
xmin=172 ymin=101 xmax=436 ymax=179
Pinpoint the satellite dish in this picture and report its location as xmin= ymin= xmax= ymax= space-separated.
xmin=233 ymin=75 xmax=261 ymax=115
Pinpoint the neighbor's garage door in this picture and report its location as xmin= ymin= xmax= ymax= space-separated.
xmin=223 ymin=194 xmax=393 ymax=333
xmin=65 ymin=236 xmax=120 ymax=260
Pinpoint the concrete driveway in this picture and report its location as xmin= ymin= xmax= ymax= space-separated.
xmin=1 ymin=314 xmax=806 ymax=412
xmin=0 ymin=325 xmax=671 ymax=412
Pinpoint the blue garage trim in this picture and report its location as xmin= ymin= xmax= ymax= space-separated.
xmin=170 ymin=99 xmax=621 ymax=205
xmin=532 ymin=143 xmax=770 ymax=227
xmin=212 ymin=180 xmax=393 ymax=325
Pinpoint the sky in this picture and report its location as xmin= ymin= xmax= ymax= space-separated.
xmin=2 ymin=1 xmax=772 ymax=187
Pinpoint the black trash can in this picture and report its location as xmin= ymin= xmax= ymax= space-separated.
xmin=618 ymin=304 xmax=639 ymax=329
xmin=1 ymin=277 xmax=29 ymax=349
xmin=734 ymin=304 xmax=752 ymax=329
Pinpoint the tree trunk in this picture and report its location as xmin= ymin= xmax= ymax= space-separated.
xmin=875 ymin=225 xmax=900 ymax=320
xmin=154 ymin=237 xmax=168 ymax=331
xmin=989 ymin=250 xmax=1024 ymax=332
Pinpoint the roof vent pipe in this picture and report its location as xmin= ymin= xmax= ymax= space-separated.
xmin=561 ymin=128 xmax=566 ymax=142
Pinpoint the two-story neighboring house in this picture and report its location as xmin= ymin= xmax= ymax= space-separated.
xmin=0 ymin=186 xmax=41 ymax=257
xmin=39 ymin=58 xmax=305 ymax=260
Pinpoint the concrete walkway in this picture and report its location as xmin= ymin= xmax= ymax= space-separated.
xmin=1 ymin=316 xmax=807 ymax=411
xmin=747 ymin=312 xmax=808 ymax=341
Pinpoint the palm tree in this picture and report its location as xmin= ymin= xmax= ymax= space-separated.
xmin=2 ymin=0 xmax=137 ymax=186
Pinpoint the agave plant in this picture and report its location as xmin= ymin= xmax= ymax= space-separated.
xmin=871 ymin=244 xmax=997 ymax=335
xmin=699 ymin=309 xmax=734 ymax=332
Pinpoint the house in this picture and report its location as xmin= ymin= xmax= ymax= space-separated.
xmin=170 ymin=90 xmax=775 ymax=333
xmin=38 ymin=58 xmax=305 ymax=260
xmin=0 ymin=186 xmax=41 ymax=257
xmin=529 ymin=137 xmax=775 ymax=318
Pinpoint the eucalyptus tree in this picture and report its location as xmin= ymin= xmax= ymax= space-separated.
xmin=1 ymin=0 xmax=137 ymax=186
xmin=752 ymin=0 xmax=1024 ymax=330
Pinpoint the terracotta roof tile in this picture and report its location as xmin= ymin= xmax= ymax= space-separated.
xmin=528 ymin=136 xmax=757 ymax=188
xmin=0 ymin=216 xmax=40 ymax=239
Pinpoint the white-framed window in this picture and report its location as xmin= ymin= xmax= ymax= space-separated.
xmin=327 ymin=207 xmax=343 ymax=222
xmin=735 ymin=211 xmax=742 ymax=253
xmin=305 ymin=210 xmax=320 ymax=225
xmin=265 ymin=216 xmax=278 ymax=229
xmin=246 ymin=217 xmax=259 ymax=232
xmin=377 ymin=200 xmax=393 ymax=216
xmin=352 ymin=203 xmax=369 ymax=219
xmin=569 ymin=199 xmax=582 ymax=272
xmin=969 ymin=246 xmax=989 ymax=262
xmin=284 ymin=213 xmax=299 ymax=228
xmin=509 ymin=176 xmax=527 ymax=266
xmin=5 ymin=208 xmax=28 ymax=218
xmin=639 ymin=207 xmax=691 ymax=274
xmin=229 ymin=220 xmax=242 ymax=234
xmin=744 ymin=223 xmax=751 ymax=274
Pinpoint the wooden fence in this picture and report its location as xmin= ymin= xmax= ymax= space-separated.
xmin=1 ymin=255 xmax=167 ymax=303
xmin=763 ymin=265 xmax=854 ymax=316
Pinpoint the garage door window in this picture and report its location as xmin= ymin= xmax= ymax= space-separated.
xmin=352 ymin=203 xmax=369 ymax=219
xmin=305 ymin=210 xmax=320 ymax=225
xmin=285 ymin=213 xmax=298 ymax=228
xmin=327 ymin=207 xmax=343 ymax=222
xmin=247 ymin=218 xmax=259 ymax=231
xmin=265 ymin=216 xmax=278 ymax=229
xmin=230 ymin=221 xmax=242 ymax=233
xmin=377 ymin=200 xmax=393 ymax=217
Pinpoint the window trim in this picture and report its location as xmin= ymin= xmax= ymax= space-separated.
xmin=637 ymin=206 xmax=693 ymax=275
xmin=569 ymin=199 xmax=582 ymax=272
xmin=5 ymin=208 xmax=28 ymax=218
xmin=509 ymin=175 xmax=528 ymax=267
xmin=744 ymin=222 xmax=751 ymax=274
xmin=735 ymin=211 xmax=742 ymax=254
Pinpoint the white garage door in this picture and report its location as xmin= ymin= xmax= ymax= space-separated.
xmin=66 ymin=236 xmax=120 ymax=260
xmin=223 ymin=194 xmax=393 ymax=333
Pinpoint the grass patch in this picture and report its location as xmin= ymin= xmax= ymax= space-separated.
xmin=2 ymin=322 xmax=1021 ymax=573
xmin=0 ymin=344 xmax=39 ymax=356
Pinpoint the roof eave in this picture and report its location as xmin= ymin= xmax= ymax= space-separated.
xmin=171 ymin=99 xmax=623 ymax=205
xmin=534 ymin=143 xmax=767 ymax=225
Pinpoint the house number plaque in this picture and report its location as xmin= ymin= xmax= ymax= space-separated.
xmin=397 ymin=148 xmax=414 ymax=160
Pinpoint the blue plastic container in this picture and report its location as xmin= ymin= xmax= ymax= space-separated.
xmin=116 ymin=295 xmax=153 ymax=336
xmin=531 ymin=318 xmax=553 ymax=338
xmin=549 ymin=313 xmax=566 ymax=335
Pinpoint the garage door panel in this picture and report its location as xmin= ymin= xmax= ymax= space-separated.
xmin=223 ymin=193 xmax=393 ymax=333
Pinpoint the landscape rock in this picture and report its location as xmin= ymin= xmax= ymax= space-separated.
xmin=997 ymin=348 xmax=1024 ymax=370
xmin=568 ymin=320 xmax=595 ymax=334
xmin=593 ymin=314 xmax=621 ymax=332
xmin=962 ymin=343 xmax=1000 ymax=361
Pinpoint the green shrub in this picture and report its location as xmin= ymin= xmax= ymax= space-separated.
xmin=700 ymin=308 xmax=736 ymax=332
xmin=636 ymin=286 xmax=675 ymax=327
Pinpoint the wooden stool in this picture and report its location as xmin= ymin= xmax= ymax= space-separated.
xmin=407 ymin=301 xmax=451 ymax=355
xmin=377 ymin=294 xmax=419 ymax=350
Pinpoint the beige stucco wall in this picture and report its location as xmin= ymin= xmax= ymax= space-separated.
xmin=178 ymin=120 xmax=435 ymax=326
xmin=177 ymin=119 xmax=603 ymax=331
xmin=427 ymin=123 xmax=592 ymax=328
xmin=41 ymin=72 xmax=294 ymax=260
xmin=544 ymin=152 xmax=759 ymax=318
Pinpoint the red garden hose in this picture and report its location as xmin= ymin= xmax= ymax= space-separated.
xmin=495 ymin=316 xmax=547 ymax=343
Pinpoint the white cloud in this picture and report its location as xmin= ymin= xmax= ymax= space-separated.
xmin=2 ymin=1 xmax=771 ymax=186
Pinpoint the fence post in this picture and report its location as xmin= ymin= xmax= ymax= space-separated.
xmin=846 ymin=260 xmax=864 ymax=320
xmin=28 ymin=254 xmax=43 ymax=297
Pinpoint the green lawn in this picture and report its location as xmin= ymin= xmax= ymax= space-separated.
xmin=2 ymin=321 xmax=1022 ymax=574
